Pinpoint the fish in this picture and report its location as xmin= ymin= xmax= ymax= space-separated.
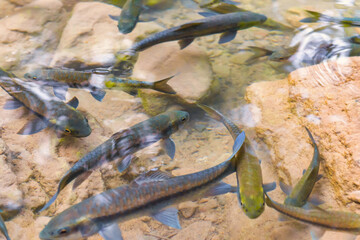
xmin=0 ymin=69 xmax=91 ymax=138
xmin=113 ymin=11 xmax=267 ymax=75
xmin=104 ymin=75 xmax=176 ymax=95
xmin=243 ymin=45 xmax=299 ymax=64
xmin=39 ymin=132 xmax=246 ymax=240
xmin=0 ymin=211 xmax=10 ymax=240
xmin=197 ymin=104 xmax=276 ymax=219
xmin=202 ymin=2 xmax=294 ymax=32
xmin=301 ymin=10 xmax=360 ymax=27
xmin=38 ymin=111 xmax=189 ymax=212
xmin=279 ymin=127 xmax=323 ymax=208
xmin=109 ymin=0 xmax=147 ymax=34
xmin=265 ymin=192 xmax=360 ymax=236
xmin=23 ymin=68 xmax=111 ymax=102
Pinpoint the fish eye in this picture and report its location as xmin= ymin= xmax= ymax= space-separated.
xmin=64 ymin=128 xmax=71 ymax=134
xmin=181 ymin=117 xmax=187 ymax=122
xmin=33 ymin=76 xmax=37 ymax=80
xmin=57 ymin=227 xmax=69 ymax=235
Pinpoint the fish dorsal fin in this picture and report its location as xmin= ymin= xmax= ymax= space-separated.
xmin=175 ymin=22 xmax=203 ymax=32
xmin=133 ymin=169 xmax=172 ymax=185
xmin=67 ymin=97 xmax=79 ymax=109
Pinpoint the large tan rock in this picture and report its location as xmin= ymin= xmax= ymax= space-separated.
xmin=132 ymin=42 xmax=216 ymax=115
xmin=245 ymin=57 xmax=360 ymax=210
xmin=0 ymin=0 xmax=66 ymax=70
xmin=50 ymin=2 xmax=163 ymax=68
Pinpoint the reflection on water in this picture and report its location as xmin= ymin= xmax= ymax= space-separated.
xmin=1 ymin=0 xmax=360 ymax=239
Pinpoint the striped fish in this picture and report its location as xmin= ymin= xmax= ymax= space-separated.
xmin=24 ymin=68 xmax=109 ymax=102
xmin=198 ymin=104 xmax=276 ymax=219
xmin=39 ymin=132 xmax=246 ymax=240
xmin=38 ymin=111 xmax=189 ymax=212
xmin=0 ymin=69 xmax=91 ymax=138
xmin=113 ymin=11 xmax=267 ymax=75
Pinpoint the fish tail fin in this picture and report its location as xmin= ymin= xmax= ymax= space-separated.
xmin=244 ymin=46 xmax=273 ymax=64
xmin=301 ymin=10 xmax=334 ymax=23
xmin=37 ymin=171 xmax=79 ymax=213
xmin=197 ymin=104 xmax=241 ymax=141
xmin=304 ymin=127 xmax=319 ymax=161
xmin=153 ymin=76 xmax=177 ymax=94
xmin=37 ymin=191 xmax=59 ymax=213
xmin=197 ymin=104 xmax=224 ymax=122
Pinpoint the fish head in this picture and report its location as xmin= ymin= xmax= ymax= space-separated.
xmin=159 ymin=110 xmax=190 ymax=136
xmin=239 ymin=190 xmax=265 ymax=219
xmin=118 ymin=17 xmax=137 ymax=34
xmin=113 ymin=51 xmax=139 ymax=77
xmin=24 ymin=69 xmax=42 ymax=81
xmin=40 ymin=214 xmax=99 ymax=240
xmin=237 ymin=12 xmax=267 ymax=29
xmin=269 ymin=49 xmax=290 ymax=62
xmin=52 ymin=113 xmax=92 ymax=138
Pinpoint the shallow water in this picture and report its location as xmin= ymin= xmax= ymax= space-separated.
xmin=1 ymin=0 xmax=360 ymax=239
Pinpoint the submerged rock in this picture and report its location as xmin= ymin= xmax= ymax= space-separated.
xmin=0 ymin=0 xmax=67 ymax=70
xmin=245 ymin=56 xmax=360 ymax=207
xmin=51 ymin=1 xmax=163 ymax=68
xmin=132 ymin=42 xmax=216 ymax=115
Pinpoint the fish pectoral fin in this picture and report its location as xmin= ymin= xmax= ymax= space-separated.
xmin=316 ymin=174 xmax=323 ymax=182
xmin=108 ymin=14 xmax=120 ymax=21
xmin=72 ymin=171 xmax=92 ymax=190
xmin=67 ymin=96 xmax=79 ymax=109
xmin=3 ymin=98 xmax=23 ymax=110
xmin=122 ymin=88 xmax=138 ymax=96
xmin=309 ymin=227 xmax=326 ymax=240
xmin=178 ymin=38 xmax=195 ymax=50
xmin=175 ymin=22 xmax=203 ymax=32
xmin=218 ymin=30 xmax=237 ymax=44
xmin=263 ymin=182 xmax=276 ymax=192
xmin=17 ymin=118 xmax=48 ymax=135
xmin=278 ymin=214 xmax=291 ymax=222
xmin=53 ymin=85 xmax=68 ymax=101
xmin=132 ymin=168 xmax=172 ymax=185
xmin=151 ymin=207 xmax=181 ymax=229
xmin=90 ymin=88 xmax=106 ymax=102
xmin=99 ymin=223 xmax=123 ymax=240
xmin=279 ymin=181 xmax=292 ymax=196
xmin=116 ymin=155 xmax=133 ymax=173
xmin=198 ymin=11 xmax=218 ymax=17
xmin=161 ymin=137 xmax=176 ymax=159
xmin=307 ymin=195 xmax=325 ymax=206
xmin=204 ymin=182 xmax=237 ymax=197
